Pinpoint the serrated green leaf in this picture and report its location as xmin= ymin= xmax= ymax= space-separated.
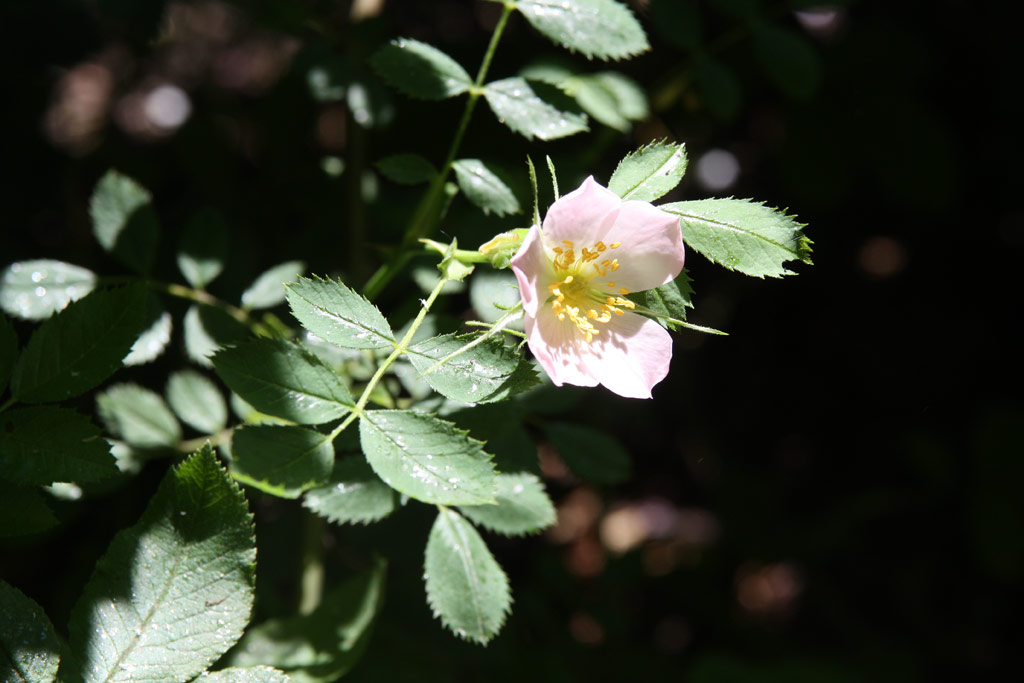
xmin=166 ymin=370 xmax=228 ymax=434
xmin=231 ymin=425 xmax=334 ymax=498
xmin=0 ymin=482 xmax=58 ymax=538
xmin=661 ymin=198 xmax=812 ymax=278
xmin=370 ymin=38 xmax=472 ymax=100
xmin=178 ymin=208 xmax=228 ymax=289
xmin=375 ymin=153 xmax=437 ymax=185
xmin=97 ymin=383 xmax=182 ymax=449
xmin=0 ymin=406 xmax=116 ymax=485
xmin=483 ymin=77 xmax=588 ymax=141
xmin=89 ymin=170 xmax=159 ymax=274
xmin=0 ymin=260 xmax=97 ymax=321
xmin=10 ymin=285 xmax=146 ymax=403
xmin=609 ymin=140 xmax=688 ymax=202
xmin=569 ymin=74 xmax=630 ymax=131
xmin=544 ymin=422 xmax=631 ymax=483
xmin=459 ymin=473 xmax=555 ymax=536
xmin=286 ymin=276 xmax=395 ymax=350
xmin=0 ymin=580 xmax=61 ymax=683
xmin=452 ymin=159 xmax=521 ymax=216
xmin=303 ymin=456 xmax=399 ymax=525
xmin=630 ymin=269 xmax=694 ymax=328
xmin=184 ymin=304 xmax=249 ymax=368
xmin=514 ymin=0 xmax=649 ymax=61
xmin=753 ymin=23 xmax=822 ymax=101
xmin=359 ymin=410 xmax=495 ymax=505
xmin=593 ymin=72 xmax=648 ymax=120
xmin=194 ymin=666 xmax=292 ymax=683
xmin=242 ymin=261 xmax=306 ymax=310
xmin=224 ymin=560 xmax=385 ymax=683
xmin=425 ymin=507 xmax=510 ymax=644
xmin=0 ymin=314 xmax=16 ymax=393
xmin=694 ymin=59 xmax=742 ymax=120
xmin=407 ymin=334 xmax=538 ymax=404
xmin=468 ymin=271 xmax=523 ymax=327
xmin=214 ymin=338 xmax=353 ymax=425
xmin=122 ymin=292 xmax=172 ymax=366
xmin=65 ymin=447 xmax=255 ymax=683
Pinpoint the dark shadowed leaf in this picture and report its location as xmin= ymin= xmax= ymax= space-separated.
xmin=370 ymin=38 xmax=472 ymax=100
xmin=89 ymin=170 xmax=159 ymax=274
xmin=543 ymin=422 xmax=631 ymax=483
xmin=375 ymin=153 xmax=437 ymax=184
xmin=242 ymin=261 xmax=306 ymax=310
xmin=231 ymin=425 xmax=334 ymax=498
xmin=303 ymin=456 xmax=400 ymax=526
xmin=178 ymin=208 xmax=229 ymax=289
xmin=184 ymin=304 xmax=249 ymax=368
xmin=0 ymin=580 xmax=61 ymax=683
xmin=0 ymin=406 xmax=117 ymax=485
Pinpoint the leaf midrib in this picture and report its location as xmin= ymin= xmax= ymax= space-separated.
xmin=668 ymin=207 xmax=798 ymax=254
xmin=446 ymin=512 xmax=487 ymax=639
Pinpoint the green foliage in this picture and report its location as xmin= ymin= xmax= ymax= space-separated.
xmin=459 ymin=472 xmax=555 ymax=536
xmin=631 ymin=269 xmax=694 ymax=328
xmin=469 ymin=271 xmax=522 ymax=324
xmin=122 ymin=293 xmax=172 ymax=366
xmin=10 ymin=285 xmax=146 ymax=403
xmin=0 ymin=260 xmax=97 ymax=321
xmin=753 ymin=23 xmax=822 ymax=101
xmin=214 ymin=338 xmax=353 ymax=425
xmin=694 ymin=59 xmax=742 ymax=120
xmin=0 ymin=313 xmax=16 ymax=393
xmin=407 ymin=333 xmax=538 ymax=404
xmin=97 ymin=383 xmax=182 ymax=449
xmin=0 ymin=580 xmax=60 ymax=683
xmin=370 ymin=38 xmax=472 ymax=100
xmin=303 ymin=456 xmax=399 ymax=526
xmin=661 ymin=198 xmax=813 ymax=278
xmin=184 ymin=304 xmax=249 ymax=368
xmin=197 ymin=667 xmax=293 ymax=683
xmin=0 ymin=406 xmax=117 ymax=485
xmin=64 ymin=447 xmax=256 ymax=683
xmin=231 ymin=425 xmax=334 ymax=498
xmin=286 ymin=277 xmax=395 ymax=350
xmin=425 ymin=507 xmax=511 ymax=644
xmin=0 ymin=483 xmax=58 ymax=538
xmin=166 ymin=370 xmax=228 ymax=434
xmin=242 ymin=261 xmax=306 ymax=310
xmin=359 ymin=410 xmax=496 ymax=505
xmin=89 ymin=170 xmax=160 ymax=274
xmin=483 ymin=77 xmax=588 ymax=141
xmin=571 ymin=72 xmax=648 ymax=131
xmin=375 ymin=153 xmax=437 ymax=185
xmin=543 ymin=422 xmax=632 ymax=483
xmin=225 ymin=560 xmax=385 ymax=683
xmin=608 ymin=140 xmax=689 ymax=202
xmin=513 ymin=0 xmax=650 ymax=61
xmin=452 ymin=159 xmax=522 ymax=216
xmin=178 ymin=208 xmax=228 ymax=290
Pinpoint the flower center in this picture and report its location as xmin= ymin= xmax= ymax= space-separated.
xmin=546 ymin=239 xmax=636 ymax=342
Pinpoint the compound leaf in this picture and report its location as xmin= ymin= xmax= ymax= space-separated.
xmin=286 ymin=277 xmax=395 ymax=351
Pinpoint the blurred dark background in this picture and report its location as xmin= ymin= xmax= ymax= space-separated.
xmin=2 ymin=0 xmax=1021 ymax=680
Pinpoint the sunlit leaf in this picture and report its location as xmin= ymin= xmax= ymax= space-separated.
xmin=97 ymin=383 xmax=182 ymax=449
xmin=195 ymin=667 xmax=293 ymax=683
xmin=630 ymin=268 xmax=694 ymax=328
xmin=224 ymin=560 xmax=385 ymax=683
xmin=0 ymin=406 xmax=116 ymax=486
xmin=89 ymin=170 xmax=159 ymax=274
xmin=286 ymin=276 xmax=395 ymax=350
xmin=214 ymin=338 xmax=354 ymax=425
xmin=425 ymin=507 xmax=510 ymax=645
xmin=166 ymin=370 xmax=228 ymax=434
xmin=608 ymin=140 xmax=688 ymax=202
xmin=370 ymin=38 xmax=472 ymax=100
xmin=514 ymin=0 xmax=649 ymax=61
xmin=122 ymin=293 xmax=172 ymax=366
xmin=303 ymin=456 xmax=400 ymax=526
xmin=242 ymin=261 xmax=306 ymax=310
xmin=483 ymin=77 xmax=588 ymax=141
xmin=459 ymin=473 xmax=555 ymax=536
xmin=11 ymin=285 xmax=147 ymax=403
xmin=231 ymin=425 xmax=334 ymax=499
xmin=184 ymin=304 xmax=249 ymax=368
xmin=406 ymin=333 xmax=538 ymax=404
xmin=0 ymin=260 xmax=97 ymax=321
xmin=359 ymin=410 xmax=496 ymax=505
xmin=0 ymin=579 xmax=60 ymax=683
xmin=661 ymin=198 xmax=812 ymax=277
xmin=452 ymin=159 xmax=521 ymax=216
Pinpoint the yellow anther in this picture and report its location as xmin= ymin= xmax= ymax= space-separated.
xmin=618 ymin=287 xmax=630 ymax=295
xmin=609 ymin=242 xmax=620 ymax=249
xmin=564 ymin=275 xmax=574 ymax=283
xmin=606 ymin=281 xmax=615 ymax=288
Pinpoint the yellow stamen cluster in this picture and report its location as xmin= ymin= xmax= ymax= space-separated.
xmin=546 ymin=239 xmax=635 ymax=342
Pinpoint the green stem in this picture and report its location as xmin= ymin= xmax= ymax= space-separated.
xmin=362 ymin=3 xmax=515 ymax=300
xmin=177 ymin=427 xmax=234 ymax=454
xmin=298 ymin=514 xmax=327 ymax=615
xmin=422 ymin=303 xmax=523 ymax=376
xmin=153 ymin=282 xmax=273 ymax=337
xmin=0 ymin=397 xmax=14 ymax=414
xmin=329 ymin=273 xmax=452 ymax=440
xmin=420 ymin=238 xmax=490 ymax=263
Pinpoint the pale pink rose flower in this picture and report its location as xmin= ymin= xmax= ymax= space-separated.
xmin=510 ymin=176 xmax=685 ymax=398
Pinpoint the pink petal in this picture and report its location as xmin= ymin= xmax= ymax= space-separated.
xmin=509 ymin=224 xmax=552 ymax=318
xmin=526 ymin=306 xmax=599 ymax=388
xmin=602 ymin=202 xmax=685 ymax=293
xmin=586 ymin=312 xmax=673 ymax=399
xmin=543 ymin=176 xmax=620 ymax=246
